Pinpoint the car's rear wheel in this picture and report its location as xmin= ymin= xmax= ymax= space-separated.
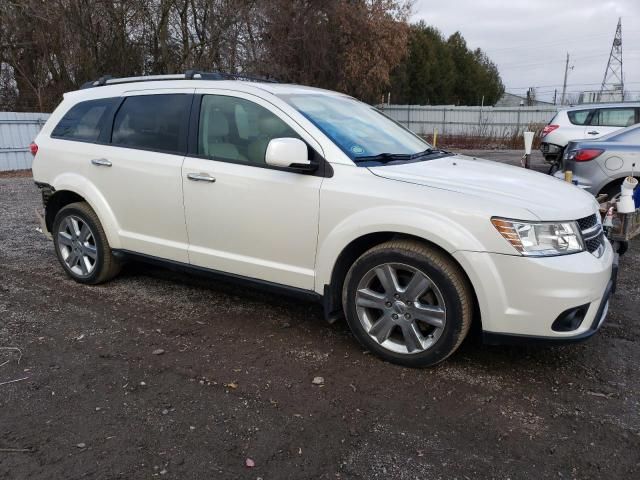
xmin=342 ymin=239 xmax=472 ymax=367
xmin=52 ymin=202 xmax=120 ymax=284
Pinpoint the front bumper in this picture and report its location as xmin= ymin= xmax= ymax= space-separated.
xmin=453 ymin=240 xmax=615 ymax=342
xmin=483 ymin=257 xmax=617 ymax=345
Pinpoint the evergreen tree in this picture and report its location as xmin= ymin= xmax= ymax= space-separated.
xmin=391 ymin=23 xmax=504 ymax=105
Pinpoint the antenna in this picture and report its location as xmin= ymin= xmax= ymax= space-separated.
xmin=599 ymin=17 xmax=624 ymax=102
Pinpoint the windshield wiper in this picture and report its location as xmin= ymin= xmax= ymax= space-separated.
xmin=353 ymin=148 xmax=449 ymax=164
xmin=353 ymin=152 xmax=411 ymax=164
xmin=410 ymin=147 xmax=453 ymax=159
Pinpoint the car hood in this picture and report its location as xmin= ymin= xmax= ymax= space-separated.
xmin=368 ymin=154 xmax=598 ymax=221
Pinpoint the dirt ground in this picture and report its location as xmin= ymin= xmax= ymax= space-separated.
xmin=1 ymin=152 xmax=639 ymax=479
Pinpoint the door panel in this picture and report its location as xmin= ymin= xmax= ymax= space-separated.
xmin=183 ymin=159 xmax=321 ymax=288
xmin=182 ymin=91 xmax=323 ymax=289
xmin=89 ymin=90 xmax=193 ymax=262
xmin=92 ymin=145 xmax=189 ymax=262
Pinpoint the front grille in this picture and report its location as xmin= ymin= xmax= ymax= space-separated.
xmin=578 ymin=214 xmax=604 ymax=255
xmin=577 ymin=214 xmax=598 ymax=231
xmin=586 ymin=232 xmax=604 ymax=254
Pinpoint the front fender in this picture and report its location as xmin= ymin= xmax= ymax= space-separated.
xmin=50 ymin=173 xmax=122 ymax=249
xmin=315 ymin=205 xmax=489 ymax=291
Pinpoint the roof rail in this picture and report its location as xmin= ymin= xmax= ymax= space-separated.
xmin=80 ymin=70 xmax=278 ymax=89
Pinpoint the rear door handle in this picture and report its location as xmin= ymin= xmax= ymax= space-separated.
xmin=91 ymin=158 xmax=112 ymax=167
xmin=187 ymin=173 xmax=216 ymax=183
xmin=587 ymin=131 xmax=600 ymax=135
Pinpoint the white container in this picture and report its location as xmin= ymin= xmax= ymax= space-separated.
xmin=617 ymin=176 xmax=638 ymax=214
xmin=523 ymin=131 xmax=534 ymax=155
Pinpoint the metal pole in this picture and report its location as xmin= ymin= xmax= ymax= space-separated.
xmin=561 ymin=53 xmax=569 ymax=105
xmin=442 ymin=108 xmax=446 ymax=135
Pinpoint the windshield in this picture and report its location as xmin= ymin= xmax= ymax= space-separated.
xmin=279 ymin=94 xmax=431 ymax=161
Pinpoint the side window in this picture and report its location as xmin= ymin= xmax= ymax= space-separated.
xmin=111 ymin=94 xmax=191 ymax=154
xmin=198 ymin=95 xmax=300 ymax=165
xmin=51 ymin=98 xmax=117 ymax=142
xmin=567 ymin=109 xmax=592 ymax=126
xmin=591 ymin=108 xmax=636 ymax=127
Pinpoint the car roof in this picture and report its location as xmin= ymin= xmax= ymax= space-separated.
xmin=64 ymin=78 xmax=347 ymax=102
xmin=563 ymin=102 xmax=640 ymax=111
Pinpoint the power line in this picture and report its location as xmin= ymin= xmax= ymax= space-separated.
xmin=505 ymin=81 xmax=640 ymax=89
xmin=486 ymin=32 xmax=614 ymax=53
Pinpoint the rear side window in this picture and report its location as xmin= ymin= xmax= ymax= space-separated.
xmin=51 ymin=98 xmax=117 ymax=142
xmin=111 ymin=94 xmax=191 ymax=154
xmin=591 ymin=108 xmax=636 ymax=127
xmin=566 ymin=109 xmax=592 ymax=125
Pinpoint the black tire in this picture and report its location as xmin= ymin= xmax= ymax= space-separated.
xmin=52 ymin=202 xmax=121 ymax=284
xmin=342 ymin=239 xmax=473 ymax=367
xmin=547 ymin=162 xmax=560 ymax=175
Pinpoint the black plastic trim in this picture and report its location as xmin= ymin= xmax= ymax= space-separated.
xmin=551 ymin=303 xmax=590 ymax=332
xmin=322 ymin=284 xmax=344 ymax=324
xmin=112 ymin=249 xmax=323 ymax=304
xmin=81 ymin=71 xmax=278 ymax=89
xmin=482 ymin=328 xmax=599 ymax=346
xmin=34 ymin=182 xmax=55 ymax=209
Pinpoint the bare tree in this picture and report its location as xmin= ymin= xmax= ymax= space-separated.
xmin=0 ymin=0 xmax=411 ymax=111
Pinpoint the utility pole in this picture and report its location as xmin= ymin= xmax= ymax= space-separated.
xmin=553 ymin=89 xmax=557 ymax=105
xmin=561 ymin=53 xmax=570 ymax=105
xmin=599 ymin=18 xmax=624 ymax=102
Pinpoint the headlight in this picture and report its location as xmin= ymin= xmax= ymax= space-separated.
xmin=491 ymin=218 xmax=584 ymax=256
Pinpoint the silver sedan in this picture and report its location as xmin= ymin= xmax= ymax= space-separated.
xmin=555 ymin=124 xmax=640 ymax=197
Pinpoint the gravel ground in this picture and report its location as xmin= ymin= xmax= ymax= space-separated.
xmin=1 ymin=151 xmax=639 ymax=479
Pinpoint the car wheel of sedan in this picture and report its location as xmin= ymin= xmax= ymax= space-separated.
xmin=342 ymin=239 xmax=473 ymax=367
xmin=52 ymin=202 xmax=121 ymax=284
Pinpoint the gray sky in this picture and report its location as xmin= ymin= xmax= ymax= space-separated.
xmin=412 ymin=0 xmax=640 ymax=102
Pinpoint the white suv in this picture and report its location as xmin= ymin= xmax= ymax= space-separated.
xmin=541 ymin=103 xmax=640 ymax=168
xmin=32 ymin=73 xmax=616 ymax=367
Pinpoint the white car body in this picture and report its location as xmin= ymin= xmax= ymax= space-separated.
xmin=541 ymin=103 xmax=640 ymax=161
xmin=32 ymin=77 xmax=615 ymax=350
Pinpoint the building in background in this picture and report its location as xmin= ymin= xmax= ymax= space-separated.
xmin=579 ymin=88 xmax=625 ymax=104
xmin=495 ymin=92 xmax=554 ymax=107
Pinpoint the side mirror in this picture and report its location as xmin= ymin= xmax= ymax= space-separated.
xmin=265 ymin=138 xmax=313 ymax=170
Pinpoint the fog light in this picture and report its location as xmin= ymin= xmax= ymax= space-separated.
xmin=551 ymin=304 xmax=590 ymax=332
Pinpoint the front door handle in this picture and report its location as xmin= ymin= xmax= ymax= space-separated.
xmin=187 ymin=173 xmax=216 ymax=183
xmin=587 ymin=131 xmax=600 ymax=135
xmin=91 ymin=158 xmax=112 ymax=167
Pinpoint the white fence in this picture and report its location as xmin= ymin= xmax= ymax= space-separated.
xmin=378 ymin=104 xmax=558 ymax=136
xmin=0 ymin=105 xmax=559 ymax=171
xmin=0 ymin=112 xmax=50 ymax=171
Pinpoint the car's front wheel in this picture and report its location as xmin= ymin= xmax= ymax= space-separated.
xmin=342 ymin=239 xmax=473 ymax=367
xmin=52 ymin=202 xmax=120 ymax=284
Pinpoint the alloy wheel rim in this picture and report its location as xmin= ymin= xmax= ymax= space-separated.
xmin=355 ymin=262 xmax=446 ymax=354
xmin=57 ymin=215 xmax=98 ymax=277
